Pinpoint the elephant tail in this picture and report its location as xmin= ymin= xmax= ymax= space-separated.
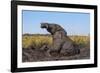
xmin=73 ymin=44 xmax=80 ymax=54
xmin=75 ymin=48 xmax=80 ymax=54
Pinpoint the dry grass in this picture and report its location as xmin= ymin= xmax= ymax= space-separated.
xmin=22 ymin=34 xmax=90 ymax=49
xmin=22 ymin=35 xmax=52 ymax=49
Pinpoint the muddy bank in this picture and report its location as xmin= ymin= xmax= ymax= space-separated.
xmin=22 ymin=46 xmax=90 ymax=62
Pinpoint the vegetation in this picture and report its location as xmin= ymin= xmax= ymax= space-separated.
xmin=70 ymin=35 xmax=90 ymax=47
xmin=22 ymin=35 xmax=52 ymax=49
xmin=22 ymin=34 xmax=90 ymax=49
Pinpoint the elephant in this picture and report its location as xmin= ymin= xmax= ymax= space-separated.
xmin=41 ymin=22 xmax=80 ymax=56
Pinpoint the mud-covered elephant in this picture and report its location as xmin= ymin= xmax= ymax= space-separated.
xmin=41 ymin=23 xmax=80 ymax=56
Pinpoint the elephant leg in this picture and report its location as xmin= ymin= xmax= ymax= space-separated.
xmin=47 ymin=44 xmax=62 ymax=57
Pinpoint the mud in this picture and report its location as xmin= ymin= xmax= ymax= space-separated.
xmin=22 ymin=46 xmax=90 ymax=62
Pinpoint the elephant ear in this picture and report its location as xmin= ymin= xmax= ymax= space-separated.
xmin=55 ymin=24 xmax=67 ymax=35
xmin=55 ymin=24 xmax=62 ymax=31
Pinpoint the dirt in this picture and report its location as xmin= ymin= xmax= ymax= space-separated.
xmin=22 ymin=46 xmax=90 ymax=62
